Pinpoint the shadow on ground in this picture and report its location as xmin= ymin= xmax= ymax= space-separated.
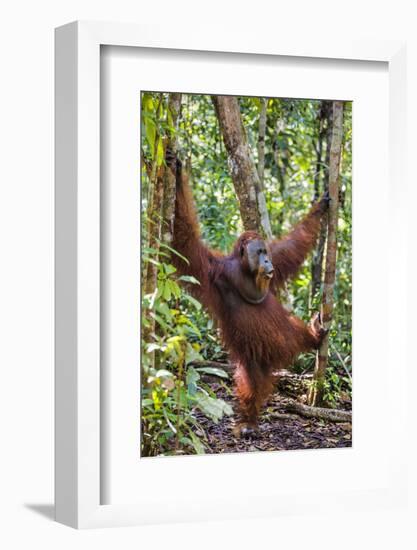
xmin=24 ymin=504 xmax=55 ymax=521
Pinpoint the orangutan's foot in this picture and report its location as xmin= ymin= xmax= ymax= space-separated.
xmin=310 ymin=312 xmax=328 ymax=347
xmin=233 ymin=422 xmax=259 ymax=439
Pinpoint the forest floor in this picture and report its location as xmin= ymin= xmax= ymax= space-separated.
xmin=194 ymin=377 xmax=352 ymax=455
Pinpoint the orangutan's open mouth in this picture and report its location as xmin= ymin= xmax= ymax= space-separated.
xmin=263 ymin=272 xmax=274 ymax=280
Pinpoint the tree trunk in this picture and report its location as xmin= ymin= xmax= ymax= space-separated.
xmin=143 ymin=93 xmax=182 ymax=360
xmin=313 ymin=101 xmax=327 ymax=201
xmin=145 ymin=93 xmax=182 ymax=294
xmin=272 ymin=116 xmax=292 ymax=310
xmin=310 ymin=101 xmax=332 ymax=303
xmin=273 ymin=118 xmax=288 ymax=237
xmin=144 ymin=168 xmax=164 ymax=295
xmin=257 ymin=97 xmax=267 ymax=185
xmin=143 ymin=164 xmax=164 ymax=369
xmin=212 ymin=95 xmax=272 ymax=238
xmin=161 ymin=93 xmax=182 ymax=245
xmin=143 ymin=94 xmax=164 ymax=297
xmin=308 ymin=101 xmax=344 ymax=407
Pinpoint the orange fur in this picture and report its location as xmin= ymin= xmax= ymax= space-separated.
xmin=171 ymin=165 xmax=325 ymax=429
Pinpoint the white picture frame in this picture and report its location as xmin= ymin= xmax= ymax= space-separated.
xmin=55 ymin=20 xmax=407 ymax=529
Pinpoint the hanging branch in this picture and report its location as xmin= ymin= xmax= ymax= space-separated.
xmin=212 ymin=95 xmax=272 ymax=238
xmin=308 ymin=101 xmax=344 ymax=407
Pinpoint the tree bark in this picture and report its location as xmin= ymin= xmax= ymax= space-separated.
xmin=144 ymin=93 xmax=182 ymax=296
xmin=284 ymin=399 xmax=351 ymax=423
xmin=144 ymin=169 xmax=164 ymax=295
xmin=257 ymin=97 xmax=267 ymax=185
xmin=212 ymin=95 xmax=272 ymax=238
xmin=143 ymin=164 xmax=164 ymax=363
xmin=308 ymin=101 xmax=344 ymax=407
xmin=143 ymin=94 xmax=164 ymax=297
xmin=161 ymin=93 xmax=182 ymax=245
xmin=273 ymin=118 xmax=288 ymax=237
xmin=310 ymin=101 xmax=332 ymax=303
xmin=272 ymin=116 xmax=293 ymax=309
xmin=143 ymin=93 xmax=182 ymax=359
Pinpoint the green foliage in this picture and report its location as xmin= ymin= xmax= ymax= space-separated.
xmin=141 ymin=246 xmax=232 ymax=457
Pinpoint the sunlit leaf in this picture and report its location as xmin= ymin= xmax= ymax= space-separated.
xmin=178 ymin=275 xmax=201 ymax=285
xmin=194 ymin=366 xmax=229 ymax=379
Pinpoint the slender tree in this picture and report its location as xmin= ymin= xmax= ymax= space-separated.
xmin=212 ymin=95 xmax=272 ymax=238
xmin=143 ymin=93 xmax=182 ymax=356
xmin=161 ymin=93 xmax=182 ymax=244
xmin=144 ymin=93 xmax=182 ymax=293
xmin=273 ymin=111 xmax=288 ymax=237
xmin=257 ymin=97 xmax=267 ymax=185
xmin=144 ymin=94 xmax=164 ymax=297
xmin=272 ymin=109 xmax=292 ymax=309
xmin=310 ymin=100 xmax=332 ymax=303
xmin=143 ymin=152 xmax=164 ymax=367
xmin=308 ymin=101 xmax=344 ymax=407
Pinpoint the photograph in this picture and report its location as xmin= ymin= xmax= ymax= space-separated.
xmin=140 ymin=92 xmax=352 ymax=457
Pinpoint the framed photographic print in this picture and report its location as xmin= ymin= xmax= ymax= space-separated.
xmin=55 ymin=21 xmax=407 ymax=528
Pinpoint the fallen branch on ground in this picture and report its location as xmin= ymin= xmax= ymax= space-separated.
xmin=282 ymin=398 xmax=352 ymax=423
xmin=189 ymin=360 xmax=231 ymax=371
xmin=268 ymin=412 xmax=295 ymax=421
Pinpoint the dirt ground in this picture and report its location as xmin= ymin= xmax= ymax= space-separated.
xmin=194 ymin=381 xmax=352 ymax=455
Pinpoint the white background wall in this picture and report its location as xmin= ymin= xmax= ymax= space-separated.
xmin=0 ymin=1 xmax=415 ymax=548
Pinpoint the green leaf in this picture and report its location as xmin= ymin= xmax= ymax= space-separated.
xmin=162 ymin=281 xmax=171 ymax=301
xmin=194 ymin=393 xmax=233 ymax=423
xmin=182 ymin=294 xmax=202 ymax=310
xmin=156 ymin=136 xmax=164 ymax=167
xmin=158 ymin=242 xmax=190 ymax=264
xmin=180 ymin=318 xmax=201 ymax=339
xmin=145 ymin=119 xmax=156 ymax=157
xmin=252 ymin=97 xmax=261 ymax=112
xmin=146 ymin=342 xmax=164 ymax=353
xmin=186 ymin=366 xmax=200 ymax=396
xmin=141 ymin=398 xmax=154 ymax=407
xmin=143 ymin=257 xmax=161 ymax=267
xmin=163 ymin=408 xmax=177 ymax=433
xmin=187 ymin=429 xmax=205 ymax=454
xmin=168 ymin=279 xmax=181 ymax=299
xmin=178 ymin=275 xmax=201 ymax=285
xmin=150 ymin=312 xmax=169 ymax=332
xmin=194 ymin=366 xmax=229 ymax=379
xmin=155 ymin=301 xmax=173 ymax=321
xmin=163 ymin=264 xmax=177 ymax=275
xmin=185 ymin=344 xmax=203 ymax=365
xmin=142 ymin=93 xmax=155 ymax=113
xmin=155 ymin=369 xmax=174 ymax=378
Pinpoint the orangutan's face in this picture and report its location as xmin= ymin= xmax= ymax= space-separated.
xmin=246 ymin=239 xmax=274 ymax=280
